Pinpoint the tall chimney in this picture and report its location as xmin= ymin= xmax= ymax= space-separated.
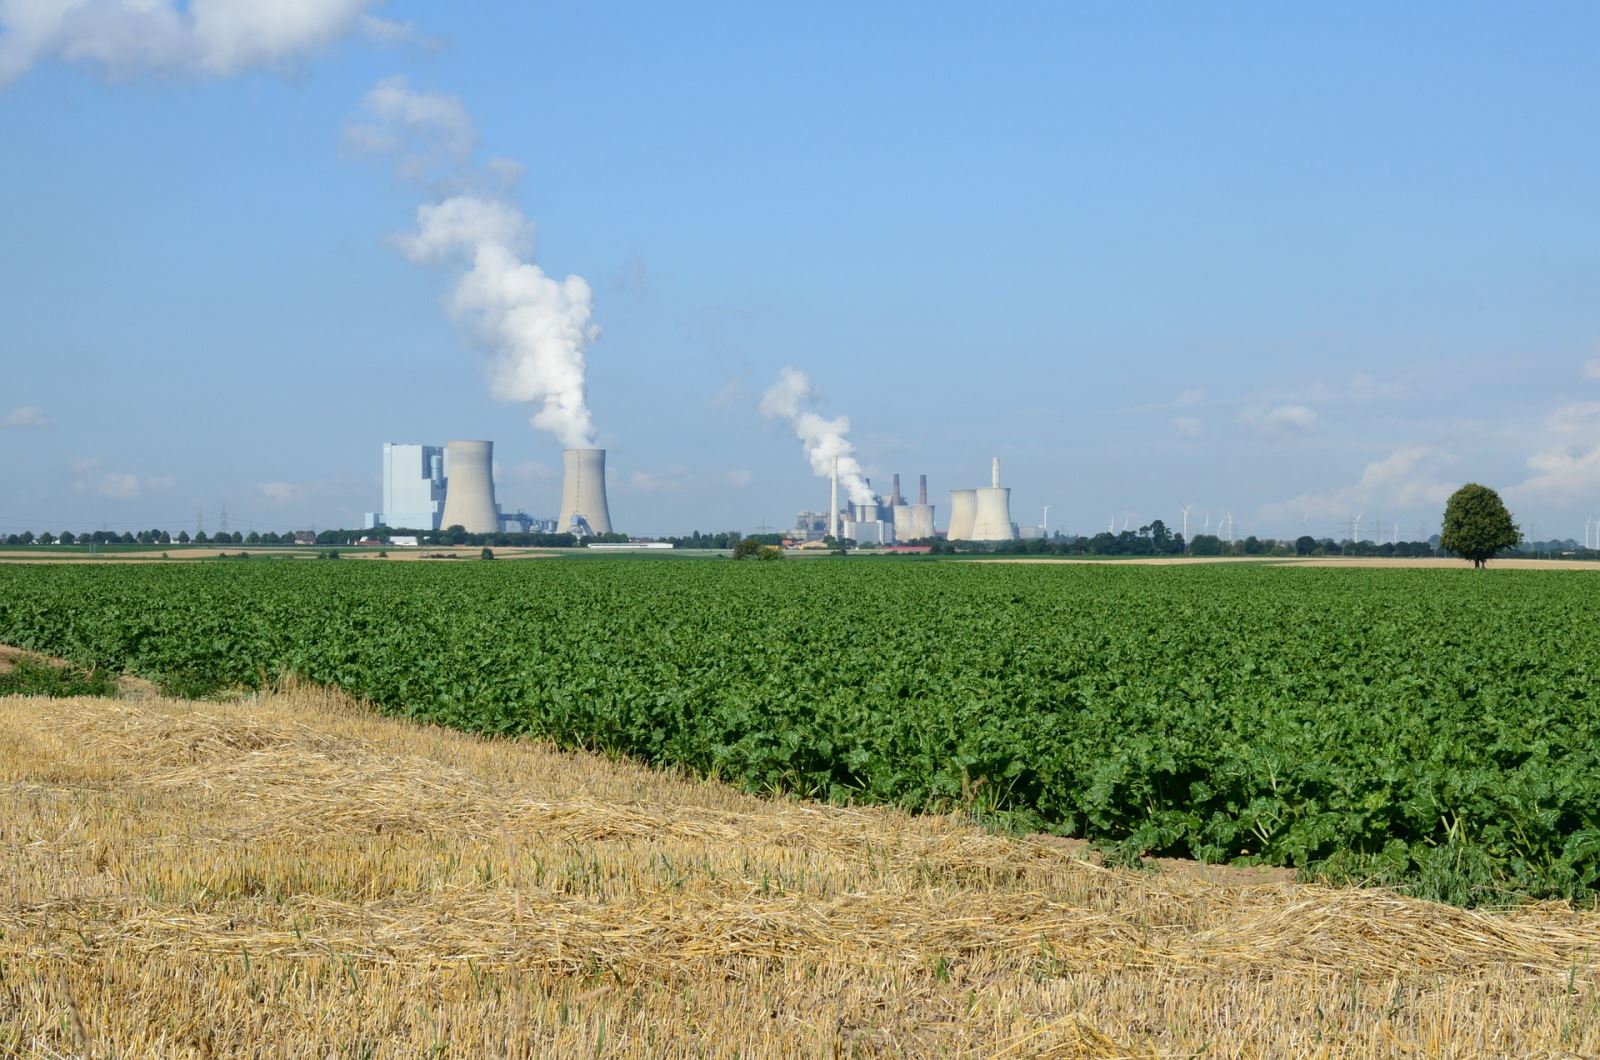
xmin=890 ymin=473 xmax=903 ymax=505
xmin=830 ymin=457 xmax=839 ymax=539
xmin=557 ymin=448 xmax=614 ymax=535
xmin=918 ymin=474 xmax=927 ymax=505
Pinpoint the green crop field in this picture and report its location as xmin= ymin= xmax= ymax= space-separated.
xmin=2 ymin=559 xmax=1596 ymax=905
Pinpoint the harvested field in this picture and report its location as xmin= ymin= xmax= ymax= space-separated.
xmin=3 ymin=689 xmax=1599 ymax=1056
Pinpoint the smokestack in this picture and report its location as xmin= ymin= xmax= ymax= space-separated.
xmin=891 ymin=474 xmax=903 ymax=505
xmin=830 ymin=457 xmax=839 ymax=539
xmin=992 ymin=457 xmax=1001 ymax=488
xmin=439 ymin=440 xmax=499 ymax=534
xmin=557 ymin=448 xmax=613 ymax=535
xmin=918 ymin=474 xmax=927 ymax=505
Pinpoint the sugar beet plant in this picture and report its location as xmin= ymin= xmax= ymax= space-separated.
xmin=2 ymin=559 xmax=1598 ymax=905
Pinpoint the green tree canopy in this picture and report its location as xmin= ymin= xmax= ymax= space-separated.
xmin=1440 ymin=483 xmax=1520 ymax=568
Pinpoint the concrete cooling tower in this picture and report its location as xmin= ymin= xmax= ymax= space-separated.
xmin=970 ymin=457 xmax=1017 ymax=542
xmin=947 ymin=490 xmax=977 ymax=540
xmin=439 ymin=440 xmax=499 ymax=534
xmin=894 ymin=473 xmax=936 ymax=541
xmin=557 ymin=448 xmax=613 ymax=535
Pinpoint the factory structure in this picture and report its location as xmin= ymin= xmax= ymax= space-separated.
xmin=796 ymin=459 xmax=1017 ymax=545
xmin=364 ymin=441 xmax=613 ymax=537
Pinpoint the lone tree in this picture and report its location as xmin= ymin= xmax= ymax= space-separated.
xmin=1440 ymin=483 xmax=1520 ymax=568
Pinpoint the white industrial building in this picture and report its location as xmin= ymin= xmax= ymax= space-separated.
xmin=363 ymin=443 xmax=446 ymax=531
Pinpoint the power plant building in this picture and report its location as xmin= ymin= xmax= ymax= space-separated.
xmin=366 ymin=439 xmax=572 ymax=536
xmin=363 ymin=443 xmax=446 ymax=531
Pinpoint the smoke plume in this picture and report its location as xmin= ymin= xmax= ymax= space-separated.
xmin=759 ymin=367 xmax=872 ymax=504
xmin=352 ymin=77 xmax=600 ymax=449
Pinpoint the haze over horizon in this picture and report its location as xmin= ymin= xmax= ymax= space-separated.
xmin=3 ymin=3 xmax=1598 ymax=541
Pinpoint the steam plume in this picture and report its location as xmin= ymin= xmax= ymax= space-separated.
xmin=759 ymin=367 xmax=872 ymax=504
xmin=353 ymin=77 xmax=599 ymax=449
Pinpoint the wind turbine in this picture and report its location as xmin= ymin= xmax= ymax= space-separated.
xmin=1223 ymin=512 xmax=1234 ymax=544
xmin=1352 ymin=512 xmax=1363 ymax=545
xmin=1179 ymin=504 xmax=1192 ymax=540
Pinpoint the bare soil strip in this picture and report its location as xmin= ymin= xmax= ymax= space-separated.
xmin=985 ymin=555 xmax=1600 ymax=570
xmin=3 ymin=687 xmax=1598 ymax=1055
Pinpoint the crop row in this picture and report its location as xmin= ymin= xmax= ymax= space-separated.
xmin=1 ymin=559 xmax=1596 ymax=904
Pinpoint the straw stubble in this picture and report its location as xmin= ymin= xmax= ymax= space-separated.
xmin=2 ymin=687 xmax=1598 ymax=1056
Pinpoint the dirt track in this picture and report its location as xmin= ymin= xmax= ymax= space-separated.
xmin=985 ymin=555 xmax=1600 ymax=571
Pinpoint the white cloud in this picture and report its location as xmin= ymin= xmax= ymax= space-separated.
xmin=1243 ymin=403 xmax=1319 ymax=435
xmin=1510 ymin=447 xmax=1600 ymax=502
xmin=1549 ymin=401 xmax=1600 ymax=436
xmin=1259 ymin=446 xmax=1456 ymax=529
xmin=256 ymin=481 xmax=306 ymax=504
xmin=97 ymin=472 xmax=140 ymax=499
xmin=1585 ymin=358 xmax=1600 ymax=380
xmin=1173 ymin=416 xmax=1203 ymax=439
xmin=725 ymin=469 xmax=754 ymax=489
xmin=628 ymin=470 xmax=682 ymax=494
xmin=0 ymin=0 xmax=387 ymax=85
xmin=1507 ymin=401 xmax=1600 ymax=503
xmin=69 ymin=456 xmax=100 ymax=473
xmin=1173 ymin=388 xmax=1205 ymax=407
xmin=2 ymin=405 xmax=47 ymax=428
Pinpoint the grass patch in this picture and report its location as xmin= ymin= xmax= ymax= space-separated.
xmin=0 ymin=656 xmax=117 ymax=697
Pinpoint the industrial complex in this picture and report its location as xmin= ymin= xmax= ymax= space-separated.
xmin=795 ymin=459 xmax=1018 ymax=545
xmin=364 ymin=442 xmax=614 ymax=537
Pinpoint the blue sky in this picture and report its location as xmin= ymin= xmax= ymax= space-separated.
xmin=2 ymin=2 xmax=1598 ymax=540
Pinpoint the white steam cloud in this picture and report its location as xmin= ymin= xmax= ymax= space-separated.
xmin=759 ymin=367 xmax=872 ymax=505
xmin=354 ymin=77 xmax=600 ymax=449
xmin=0 ymin=0 xmax=405 ymax=85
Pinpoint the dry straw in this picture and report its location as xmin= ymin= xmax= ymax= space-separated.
xmin=2 ymin=685 xmax=1599 ymax=1056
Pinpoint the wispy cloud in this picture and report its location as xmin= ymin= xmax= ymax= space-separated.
xmin=2 ymin=406 xmax=47 ymax=428
xmin=256 ymin=482 xmax=306 ymax=505
xmin=97 ymin=472 xmax=141 ymax=500
xmin=1173 ymin=416 xmax=1203 ymax=439
xmin=725 ymin=469 xmax=754 ymax=489
xmin=1242 ymin=403 xmax=1319 ymax=436
xmin=628 ymin=470 xmax=682 ymax=494
xmin=1507 ymin=401 xmax=1600 ymax=504
xmin=1584 ymin=358 xmax=1600 ymax=381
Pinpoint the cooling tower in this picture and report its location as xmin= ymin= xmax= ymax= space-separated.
xmin=896 ymin=504 xmax=937 ymax=541
xmin=970 ymin=488 xmax=1016 ymax=541
xmin=947 ymin=490 xmax=977 ymax=540
xmin=969 ymin=458 xmax=1017 ymax=542
xmin=439 ymin=440 xmax=499 ymax=534
xmin=557 ymin=448 xmax=613 ymax=535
